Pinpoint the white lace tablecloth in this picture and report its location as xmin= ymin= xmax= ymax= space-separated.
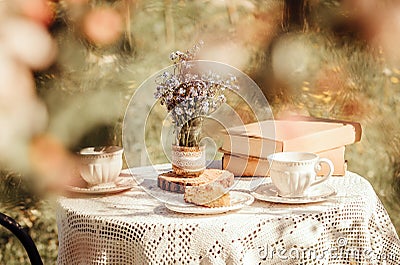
xmin=56 ymin=164 xmax=400 ymax=265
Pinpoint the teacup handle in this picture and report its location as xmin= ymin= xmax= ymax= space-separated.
xmin=310 ymin=158 xmax=334 ymax=187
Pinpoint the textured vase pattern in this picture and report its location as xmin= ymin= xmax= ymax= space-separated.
xmin=171 ymin=145 xmax=206 ymax=177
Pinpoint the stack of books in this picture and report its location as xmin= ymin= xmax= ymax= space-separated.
xmin=220 ymin=116 xmax=362 ymax=177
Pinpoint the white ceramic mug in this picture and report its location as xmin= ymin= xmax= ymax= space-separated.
xmin=267 ymin=152 xmax=334 ymax=197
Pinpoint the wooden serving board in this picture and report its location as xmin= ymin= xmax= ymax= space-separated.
xmin=158 ymin=169 xmax=229 ymax=193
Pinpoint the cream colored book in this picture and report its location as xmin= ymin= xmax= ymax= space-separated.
xmin=221 ymin=118 xmax=361 ymax=159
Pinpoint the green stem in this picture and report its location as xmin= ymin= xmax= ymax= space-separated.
xmin=177 ymin=117 xmax=203 ymax=147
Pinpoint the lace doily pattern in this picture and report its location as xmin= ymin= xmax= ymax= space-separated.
xmin=171 ymin=145 xmax=206 ymax=172
xmin=57 ymin=170 xmax=400 ymax=265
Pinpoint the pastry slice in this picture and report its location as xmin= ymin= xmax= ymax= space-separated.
xmin=184 ymin=169 xmax=234 ymax=207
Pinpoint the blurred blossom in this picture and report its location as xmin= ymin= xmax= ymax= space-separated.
xmin=0 ymin=1 xmax=122 ymax=191
xmin=342 ymin=0 xmax=387 ymax=30
xmin=0 ymin=1 xmax=61 ymax=191
xmin=342 ymin=0 xmax=400 ymax=62
xmin=272 ymin=34 xmax=320 ymax=89
xmin=0 ymin=49 xmax=35 ymax=106
xmin=0 ymin=98 xmax=48 ymax=170
xmin=82 ymin=7 xmax=124 ymax=46
xmin=198 ymin=2 xmax=281 ymax=69
xmin=11 ymin=0 xmax=55 ymax=26
xmin=0 ymin=2 xmax=6 ymax=14
xmin=29 ymin=134 xmax=77 ymax=191
xmin=0 ymin=17 xmax=57 ymax=70
xmin=198 ymin=42 xmax=250 ymax=70
xmin=372 ymin=6 xmax=400 ymax=62
xmin=235 ymin=8 xmax=280 ymax=49
xmin=0 ymin=49 xmax=48 ymax=168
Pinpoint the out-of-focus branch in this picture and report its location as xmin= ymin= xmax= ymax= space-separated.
xmin=282 ymin=0 xmax=309 ymax=32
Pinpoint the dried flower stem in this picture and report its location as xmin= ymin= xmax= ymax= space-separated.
xmin=155 ymin=43 xmax=238 ymax=147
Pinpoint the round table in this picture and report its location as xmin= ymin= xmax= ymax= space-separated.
xmin=56 ymin=164 xmax=400 ymax=265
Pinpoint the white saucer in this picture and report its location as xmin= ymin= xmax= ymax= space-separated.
xmin=66 ymin=176 xmax=140 ymax=195
xmin=251 ymin=183 xmax=336 ymax=204
xmin=165 ymin=191 xmax=254 ymax=214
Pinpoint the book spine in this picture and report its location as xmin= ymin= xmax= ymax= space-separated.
xmin=222 ymin=146 xmax=346 ymax=177
xmin=222 ymin=153 xmax=269 ymax=177
xmin=221 ymin=134 xmax=280 ymax=158
xmin=222 ymin=117 xmax=362 ymax=159
xmin=284 ymin=126 xmax=356 ymax=153
xmin=279 ymin=115 xmax=362 ymax=142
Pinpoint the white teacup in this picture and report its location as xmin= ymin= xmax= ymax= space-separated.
xmin=78 ymin=146 xmax=123 ymax=187
xmin=267 ymin=152 xmax=334 ymax=197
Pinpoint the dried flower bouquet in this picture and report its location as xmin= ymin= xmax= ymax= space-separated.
xmin=154 ymin=43 xmax=239 ymax=147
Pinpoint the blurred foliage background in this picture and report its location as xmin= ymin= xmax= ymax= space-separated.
xmin=1 ymin=0 xmax=399 ymax=263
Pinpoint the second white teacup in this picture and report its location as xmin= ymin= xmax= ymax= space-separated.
xmin=267 ymin=152 xmax=334 ymax=198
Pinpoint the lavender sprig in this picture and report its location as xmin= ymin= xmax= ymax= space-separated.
xmin=154 ymin=43 xmax=238 ymax=146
